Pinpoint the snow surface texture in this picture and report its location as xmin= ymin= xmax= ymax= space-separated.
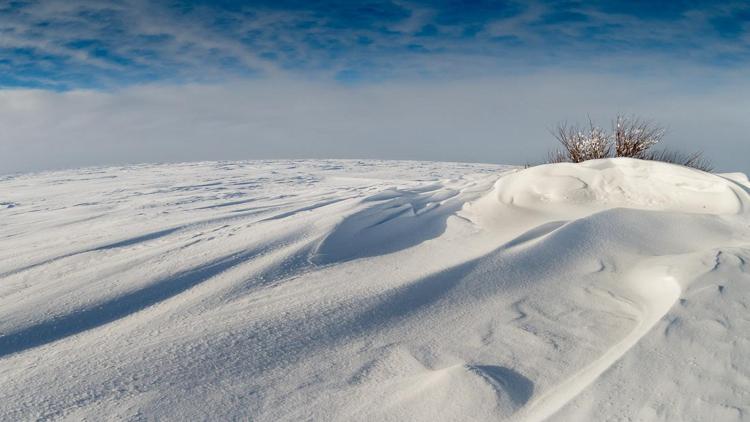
xmin=1 ymin=158 xmax=750 ymax=421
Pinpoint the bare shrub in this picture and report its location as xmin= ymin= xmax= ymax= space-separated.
xmin=642 ymin=149 xmax=713 ymax=172
xmin=552 ymin=120 xmax=611 ymax=163
xmin=613 ymin=115 xmax=665 ymax=158
xmin=544 ymin=115 xmax=712 ymax=172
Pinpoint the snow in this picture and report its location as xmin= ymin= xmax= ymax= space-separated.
xmin=1 ymin=158 xmax=749 ymax=421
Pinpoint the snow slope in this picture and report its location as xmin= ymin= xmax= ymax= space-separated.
xmin=1 ymin=158 xmax=749 ymax=421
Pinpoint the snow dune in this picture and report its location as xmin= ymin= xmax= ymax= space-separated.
xmin=1 ymin=158 xmax=749 ymax=421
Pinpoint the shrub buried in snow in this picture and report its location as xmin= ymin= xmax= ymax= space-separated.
xmin=613 ymin=115 xmax=665 ymax=159
xmin=551 ymin=119 xmax=612 ymax=163
xmin=642 ymin=149 xmax=713 ymax=172
xmin=548 ymin=115 xmax=711 ymax=171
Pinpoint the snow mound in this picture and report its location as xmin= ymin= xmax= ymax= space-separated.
xmin=493 ymin=158 xmax=745 ymax=216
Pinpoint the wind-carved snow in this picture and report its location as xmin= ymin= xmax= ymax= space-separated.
xmin=0 ymin=158 xmax=749 ymax=421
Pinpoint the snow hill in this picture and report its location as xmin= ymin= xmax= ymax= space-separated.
xmin=1 ymin=158 xmax=749 ymax=421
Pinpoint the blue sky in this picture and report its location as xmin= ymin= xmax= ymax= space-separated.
xmin=1 ymin=0 xmax=750 ymax=173
xmin=3 ymin=0 xmax=750 ymax=88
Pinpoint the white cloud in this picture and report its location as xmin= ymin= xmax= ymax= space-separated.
xmin=1 ymin=72 xmax=749 ymax=174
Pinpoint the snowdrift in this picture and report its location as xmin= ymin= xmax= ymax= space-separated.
xmin=1 ymin=159 xmax=749 ymax=421
xmin=494 ymin=158 xmax=743 ymax=214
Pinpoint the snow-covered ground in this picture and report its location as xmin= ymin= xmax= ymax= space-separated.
xmin=1 ymin=158 xmax=749 ymax=421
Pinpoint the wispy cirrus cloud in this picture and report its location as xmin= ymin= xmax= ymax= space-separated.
xmin=1 ymin=0 xmax=750 ymax=89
